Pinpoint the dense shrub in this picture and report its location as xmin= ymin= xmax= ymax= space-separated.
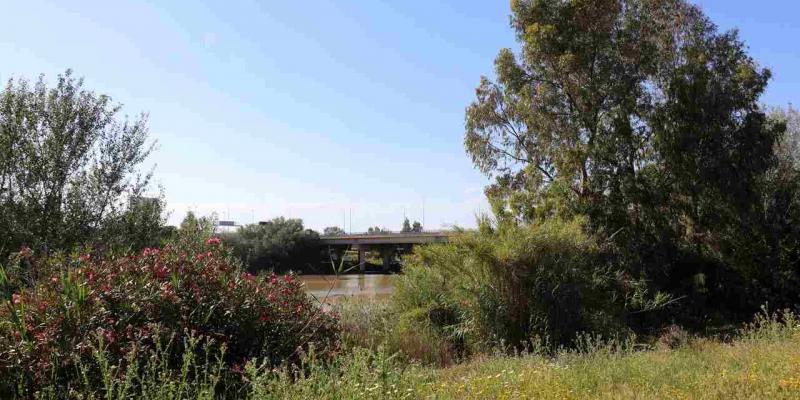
xmin=393 ymin=217 xmax=665 ymax=353
xmin=0 ymin=239 xmax=338 ymax=397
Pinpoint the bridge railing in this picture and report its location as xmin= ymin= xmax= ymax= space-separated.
xmin=321 ymin=230 xmax=453 ymax=238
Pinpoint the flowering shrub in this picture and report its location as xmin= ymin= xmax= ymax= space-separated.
xmin=0 ymin=239 xmax=338 ymax=396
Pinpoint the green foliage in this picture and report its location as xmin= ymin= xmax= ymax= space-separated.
xmin=36 ymin=309 xmax=797 ymax=399
xmin=0 ymin=70 xmax=165 ymax=256
xmin=223 ymin=217 xmax=320 ymax=273
xmin=393 ymin=218 xmax=656 ymax=352
xmin=34 ymin=334 xmax=227 ymax=400
xmin=175 ymin=211 xmax=217 ymax=247
xmin=245 ymin=346 xmax=417 ymax=399
xmin=464 ymin=0 xmax=798 ymax=325
xmin=101 ymin=195 xmax=171 ymax=252
xmin=466 ymin=0 xmax=779 ymax=224
xmin=335 ymin=297 xmax=456 ymax=366
xmin=261 ymin=309 xmax=800 ymax=399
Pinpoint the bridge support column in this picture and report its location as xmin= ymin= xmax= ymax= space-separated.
xmin=358 ymin=246 xmax=367 ymax=273
xmin=381 ymin=246 xmax=393 ymax=272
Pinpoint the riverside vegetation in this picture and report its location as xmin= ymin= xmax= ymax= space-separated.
xmin=3 ymin=0 xmax=800 ymax=398
xmin=2 ymin=224 xmax=798 ymax=398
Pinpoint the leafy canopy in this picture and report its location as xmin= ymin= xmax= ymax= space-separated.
xmin=0 ymin=70 xmax=162 ymax=254
xmin=465 ymin=0 xmax=780 ymax=234
xmin=465 ymin=0 xmax=793 ymax=322
xmin=223 ymin=217 xmax=319 ymax=273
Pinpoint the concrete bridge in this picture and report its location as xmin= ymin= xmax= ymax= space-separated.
xmin=319 ymin=231 xmax=453 ymax=272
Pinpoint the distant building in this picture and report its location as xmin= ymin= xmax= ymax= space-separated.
xmin=129 ymin=196 xmax=160 ymax=209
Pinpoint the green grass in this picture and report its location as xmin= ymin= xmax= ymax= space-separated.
xmin=260 ymin=322 xmax=800 ymax=399
xmin=28 ymin=308 xmax=800 ymax=399
xmin=253 ymin=309 xmax=800 ymax=399
xmin=420 ymin=333 xmax=800 ymax=399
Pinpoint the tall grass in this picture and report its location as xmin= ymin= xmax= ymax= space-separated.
xmin=30 ymin=306 xmax=797 ymax=399
xmin=335 ymin=297 xmax=457 ymax=366
xmin=31 ymin=335 xmax=226 ymax=400
xmin=259 ymin=307 xmax=800 ymax=399
xmin=391 ymin=217 xmax=651 ymax=354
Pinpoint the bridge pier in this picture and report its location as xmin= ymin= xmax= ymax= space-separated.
xmin=358 ymin=246 xmax=367 ymax=273
xmin=381 ymin=246 xmax=393 ymax=272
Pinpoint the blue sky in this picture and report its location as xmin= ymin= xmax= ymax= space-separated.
xmin=1 ymin=1 xmax=798 ymax=231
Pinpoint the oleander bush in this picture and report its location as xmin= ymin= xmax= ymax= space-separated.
xmin=0 ymin=238 xmax=338 ymax=397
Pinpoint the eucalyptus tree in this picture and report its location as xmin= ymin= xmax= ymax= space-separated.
xmin=465 ymin=0 xmax=789 ymax=319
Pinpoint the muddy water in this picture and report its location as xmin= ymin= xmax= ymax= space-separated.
xmin=299 ymin=274 xmax=396 ymax=304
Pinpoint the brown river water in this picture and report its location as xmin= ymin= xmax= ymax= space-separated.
xmin=299 ymin=274 xmax=396 ymax=304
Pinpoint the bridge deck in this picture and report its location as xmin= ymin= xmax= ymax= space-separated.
xmin=319 ymin=231 xmax=452 ymax=246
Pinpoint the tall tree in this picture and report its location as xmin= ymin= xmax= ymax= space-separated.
xmin=0 ymin=70 xmax=160 ymax=254
xmin=465 ymin=0 xmax=786 ymax=319
xmin=466 ymin=0 xmax=778 ymax=227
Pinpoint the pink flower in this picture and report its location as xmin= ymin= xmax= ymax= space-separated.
xmin=11 ymin=293 xmax=22 ymax=305
xmin=206 ymin=237 xmax=221 ymax=246
xmin=100 ymin=328 xmax=116 ymax=344
xmin=154 ymin=264 xmax=169 ymax=279
xmin=142 ymin=247 xmax=160 ymax=257
xmin=34 ymin=331 xmax=48 ymax=343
